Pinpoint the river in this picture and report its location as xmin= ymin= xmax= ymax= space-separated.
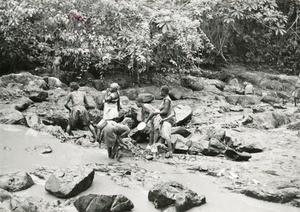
xmin=0 ymin=124 xmax=298 ymax=212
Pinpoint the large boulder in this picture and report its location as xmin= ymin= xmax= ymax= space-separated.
xmin=174 ymin=105 xmax=193 ymax=126
xmin=45 ymin=166 xmax=94 ymax=198
xmin=169 ymin=86 xmax=193 ymax=100
xmin=138 ymin=86 xmax=162 ymax=100
xmin=0 ymin=72 xmax=48 ymax=91
xmin=74 ymin=194 xmax=134 ymax=212
xmin=0 ymin=107 xmax=25 ymax=125
xmin=148 ymin=181 xmax=206 ymax=211
xmin=0 ymin=172 xmax=34 ymax=192
xmin=137 ymin=93 xmax=155 ymax=103
xmin=43 ymin=76 xmax=62 ymax=89
xmin=249 ymin=111 xmax=293 ymax=129
xmin=180 ymin=76 xmax=204 ymax=91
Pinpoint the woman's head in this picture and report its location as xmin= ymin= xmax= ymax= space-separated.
xmin=110 ymin=83 xmax=119 ymax=92
xmin=70 ymin=82 xmax=80 ymax=91
xmin=160 ymin=85 xmax=169 ymax=97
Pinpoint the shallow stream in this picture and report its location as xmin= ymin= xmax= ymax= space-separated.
xmin=0 ymin=124 xmax=298 ymax=212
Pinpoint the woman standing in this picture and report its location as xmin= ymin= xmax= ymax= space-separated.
xmin=103 ymin=83 xmax=120 ymax=120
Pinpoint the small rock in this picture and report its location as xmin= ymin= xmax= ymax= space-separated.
xmin=25 ymin=143 xmax=52 ymax=154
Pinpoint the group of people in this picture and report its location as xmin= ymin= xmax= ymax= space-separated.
xmin=64 ymin=82 xmax=175 ymax=159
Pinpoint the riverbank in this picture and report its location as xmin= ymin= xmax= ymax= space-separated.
xmin=1 ymin=124 xmax=299 ymax=212
xmin=0 ymin=65 xmax=300 ymax=211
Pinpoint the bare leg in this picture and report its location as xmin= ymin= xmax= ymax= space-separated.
xmin=165 ymin=139 xmax=172 ymax=152
xmin=153 ymin=131 xmax=160 ymax=144
xmin=88 ymin=124 xmax=97 ymax=142
xmin=107 ymin=147 xmax=112 ymax=158
xmin=66 ymin=124 xmax=72 ymax=135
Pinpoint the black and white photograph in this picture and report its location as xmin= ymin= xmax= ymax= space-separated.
xmin=0 ymin=0 xmax=299 ymax=211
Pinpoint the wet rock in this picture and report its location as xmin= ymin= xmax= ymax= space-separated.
xmin=10 ymin=196 xmax=56 ymax=212
xmin=174 ymin=105 xmax=193 ymax=126
xmin=0 ymin=107 xmax=25 ymax=125
xmin=29 ymin=91 xmax=49 ymax=102
xmin=0 ymin=172 xmax=34 ymax=192
xmin=224 ymin=149 xmax=251 ymax=161
xmin=74 ymin=194 xmax=134 ymax=212
xmin=138 ymin=86 xmax=162 ymax=100
xmin=137 ymin=93 xmax=155 ymax=103
xmin=148 ymin=181 xmax=206 ymax=211
xmin=237 ymin=142 xmax=264 ymax=153
xmin=25 ymin=102 xmax=69 ymax=129
xmin=181 ymin=76 xmax=204 ymax=91
xmin=241 ymin=186 xmax=300 ymax=204
xmin=171 ymin=126 xmax=191 ymax=138
xmin=45 ymin=166 xmax=94 ymax=198
xmin=25 ymin=143 xmax=52 ymax=154
xmin=13 ymin=97 xmax=33 ymax=111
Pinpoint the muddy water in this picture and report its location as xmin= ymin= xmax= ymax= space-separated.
xmin=0 ymin=124 xmax=298 ymax=212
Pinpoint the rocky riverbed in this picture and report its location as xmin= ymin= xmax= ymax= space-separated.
xmin=0 ymin=65 xmax=300 ymax=211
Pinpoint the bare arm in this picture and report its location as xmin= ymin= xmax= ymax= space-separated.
xmin=64 ymin=94 xmax=72 ymax=111
xmin=83 ymin=94 xmax=89 ymax=109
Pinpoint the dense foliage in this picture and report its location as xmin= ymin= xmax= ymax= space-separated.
xmin=0 ymin=0 xmax=299 ymax=82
